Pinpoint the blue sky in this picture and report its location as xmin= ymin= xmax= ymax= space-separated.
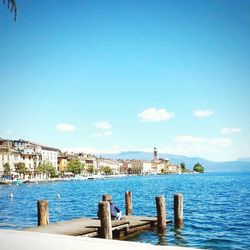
xmin=1 ymin=0 xmax=250 ymax=161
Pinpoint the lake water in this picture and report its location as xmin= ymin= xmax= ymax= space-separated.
xmin=0 ymin=172 xmax=250 ymax=250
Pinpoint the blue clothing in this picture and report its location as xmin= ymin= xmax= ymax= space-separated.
xmin=110 ymin=202 xmax=120 ymax=219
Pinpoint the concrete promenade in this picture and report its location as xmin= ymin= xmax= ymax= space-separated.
xmin=0 ymin=229 xmax=200 ymax=250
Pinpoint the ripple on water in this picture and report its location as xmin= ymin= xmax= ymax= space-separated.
xmin=0 ymin=173 xmax=250 ymax=250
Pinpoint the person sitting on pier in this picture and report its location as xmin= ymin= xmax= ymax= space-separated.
xmin=109 ymin=199 xmax=123 ymax=220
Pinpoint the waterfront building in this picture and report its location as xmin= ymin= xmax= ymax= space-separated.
xmin=40 ymin=145 xmax=59 ymax=170
xmin=142 ymin=161 xmax=152 ymax=174
xmin=19 ymin=147 xmax=41 ymax=174
xmin=97 ymin=158 xmax=122 ymax=175
xmin=78 ymin=153 xmax=97 ymax=174
xmin=11 ymin=148 xmax=23 ymax=169
xmin=120 ymin=160 xmax=143 ymax=174
xmin=0 ymin=138 xmax=14 ymax=175
xmin=150 ymin=147 xmax=182 ymax=174
xmin=155 ymin=158 xmax=170 ymax=174
xmin=120 ymin=161 xmax=130 ymax=174
xmin=0 ymin=139 xmax=60 ymax=177
xmin=164 ymin=163 xmax=181 ymax=174
xmin=152 ymin=157 xmax=181 ymax=174
xmin=58 ymin=154 xmax=68 ymax=172
xmin=12 ymin=140 xmax=60 ymax=171
xmin=8 ymin=140 xmax=41 ymax=177
xmin=0 ymin=139 xmax=26 ymax=176
xmin=120 ymin=159 xmax=182 ymax=175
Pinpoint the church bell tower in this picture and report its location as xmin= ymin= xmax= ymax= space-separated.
xmin=153 ymin=147 xmax=158 ymax=161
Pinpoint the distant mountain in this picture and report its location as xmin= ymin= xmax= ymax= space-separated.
xmin=102 ymin=151 xmax=250 ymax=172
xmin=237 ymin=157 xmax=250 ymax=163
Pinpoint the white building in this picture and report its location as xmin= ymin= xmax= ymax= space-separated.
xmin=142 ymin=162 xmax=152 ymax=174
xmin=0 ymin=138 xmax=13 ymax=175
xmin=40 ymin=145 xmax=59 ymax=171
xmin=98 ymin=159 xmax=122 ymax=175
xmin=165 ymin=164 xmax=182 ymax=174
xmin=5 ymin=139 xmax=60 ymax=173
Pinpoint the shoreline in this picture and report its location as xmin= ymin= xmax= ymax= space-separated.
xmin=0 ymin=174 xmax=128 ymax=185
xmin=1 ymin=172 xmax=199 ymax=185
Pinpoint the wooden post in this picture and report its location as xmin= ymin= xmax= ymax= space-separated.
xmin=37 ymin=200 xmax=49 ymax=226
xmin=97 ymin=194 xmax=112 ymax=219
xmin=102 ymin=194 xmax=112 ymax=201
xmin=174 ymin=193 xmax=183 ymax=226
xmin=99 ymin=201 xmax=112 ymax=239
xmin=155 ymin=196 xmax=166 ymax=231
xmin=125 ymin=191 xmax=132 ymax=216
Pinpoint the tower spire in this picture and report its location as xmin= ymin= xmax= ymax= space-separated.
xmin=153 ymin=147 xmax=158 ymax=161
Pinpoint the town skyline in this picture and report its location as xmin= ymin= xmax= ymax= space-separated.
xmin=1 ymin=1 xmax=250 ymax=161
xmin=0 ymin=137 xmax=184 ymax=179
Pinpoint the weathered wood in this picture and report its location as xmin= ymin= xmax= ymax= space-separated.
xmin=125 ymin=191 xmax=132 ymax=216
xmin=102 ymin=194 xmax=112 ymax=201
xmin=99 ymin=201 xmax=112 ymax=239
xmin=112 ymin=222 xmax=129 ymax=231
xmin=155 ymin=196 xmax=166 ymax=231
xmin=26 ymin=215 xmax=166 ymax=238
xmin=98 ymin=195 xmax=112 ymax=220
xmin=174 ymin=193 xmax=183 ymax=226
xmin=127 ymin=224 xmax=151 ymax=234
xmin=27 ymin=217 xmax=98 ymax=235
xmin=37 ymin=200 xmax=49 ymax=226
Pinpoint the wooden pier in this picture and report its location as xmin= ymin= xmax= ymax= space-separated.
xmin=26 ymin=215 xmax=171 ymax=238
xmin=24 ymin=192 xmax=182 ymax=240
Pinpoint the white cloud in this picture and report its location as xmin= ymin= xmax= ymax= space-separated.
xmin=138 ymin=108 xmax=174 ymax=122
xmin=193 ymin=109 xmax=214 ymax=117
xmin=221 ymin=128 xmax=242 ymax=134
xmin=56 ymin=123 xmax=76 ymax=132
xmin=92 ymin=131 xmax=112 ymax=137
xmin=94 ymin=121 xmax=112 ymax=129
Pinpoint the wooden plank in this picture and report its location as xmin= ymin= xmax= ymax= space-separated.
xmin=127 ymin=224 xmax=151 ymax=234
xmin=112 ymin=223 xmax=129 ymax=231
xmin=25 ymin=218 xmax=129 ymax=236
xmin=124 ymin=216 xmax=157 ymax=228
xmin=86 ymin=220 xmax=129 ymax=230
xmin=25 ymin=218 xmax=99 ymax=236
xmin=25 ymin=215 xmax=169 ymax=237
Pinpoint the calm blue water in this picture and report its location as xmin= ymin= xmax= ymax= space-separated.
xmin=0 ymin=173 xmax=250 ymax=250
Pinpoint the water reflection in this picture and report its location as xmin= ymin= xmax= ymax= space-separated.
xmin=172 ymin=224 xmax=188 ymax=247
xmin=156 ymin=229 xmax=167 ymax=245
